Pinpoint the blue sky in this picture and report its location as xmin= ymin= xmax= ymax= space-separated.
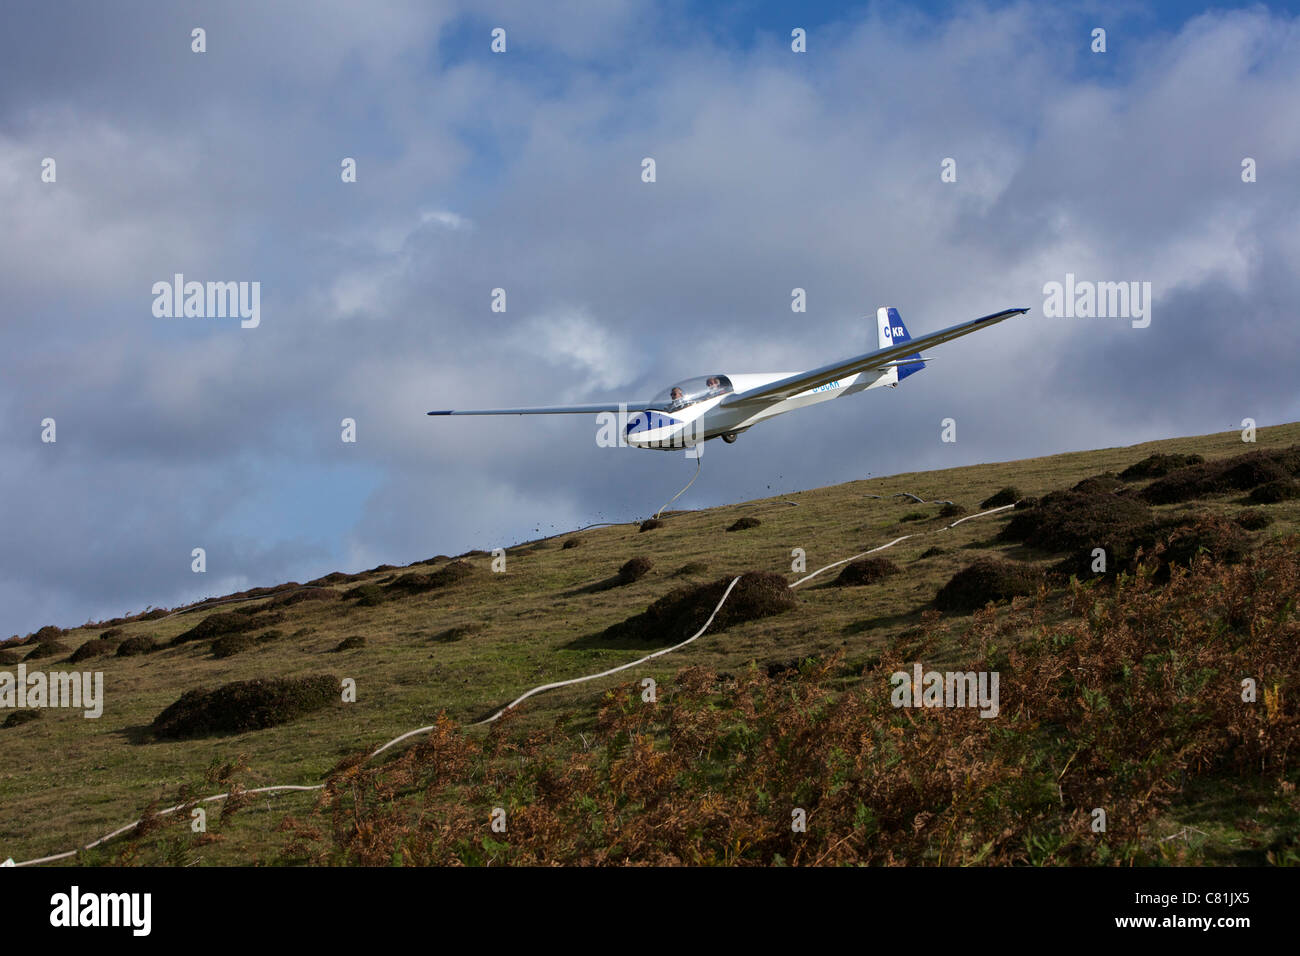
xmin=2 ymin=0 xmax=1299 ymax=635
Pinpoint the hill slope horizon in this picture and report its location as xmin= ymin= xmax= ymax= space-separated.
xmin=2 ymin=421 xmax=1298 ymax=866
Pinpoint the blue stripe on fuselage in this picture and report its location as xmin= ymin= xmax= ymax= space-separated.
xmin=626 ymin=411 xmax=683 ymax=435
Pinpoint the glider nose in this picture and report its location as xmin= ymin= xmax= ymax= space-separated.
xmin=625 ymin=410 xmax=687 ymax=447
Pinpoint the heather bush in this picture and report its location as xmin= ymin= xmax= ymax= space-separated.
xmin=269 ymin=588 xmax=341 ymax=608
xmin=1235 ymin=509 xmax=1274 ymax=531
xmin=834 ymin=557 xmax=899 ymax=586
xmin=616 ymin=557 xmax=653 ymax=584
xmin=1119 ymin=452 xmax=1204 ymax=480
xmin=935 ymin=558 xmax=1041 ymax=613
xmin=152 ymin=675 xmax=339 ymax=740
xmin=1249 ymin=479 xmax=1300 ymax=504
xmin=599 ymin=572 xmax=796 ymax=646
xmin=1140 ymin=447 xmax=1297 ymax=504
xmin=171 ymin=610 xmax=284 ymax=647
xmin=116 ymin=636 xmax=156 ymax=657
xmin=24 ymin=641 xmax=68 ymax=660
xmin=980 ymin=487 xmax=1020 ymax=508
xmin=69 ymin=638 xmax=118 ymax=663
xmin=3 ymin=710 xmax=42 ymax=729
xmin=212 ymin=633 xmax=256 ymax=659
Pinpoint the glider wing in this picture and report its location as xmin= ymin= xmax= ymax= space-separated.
xmin=427 ymin=402 xmax=661 ymax=416
xmin=720 ymin=307 xmax=1028 ymax=409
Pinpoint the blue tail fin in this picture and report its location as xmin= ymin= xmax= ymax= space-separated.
xmin=876 ymin=306 xmax=926 ymax=380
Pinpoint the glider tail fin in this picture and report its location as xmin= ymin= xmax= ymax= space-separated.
xmin=876 ymin=306 xmax=926 ymax=381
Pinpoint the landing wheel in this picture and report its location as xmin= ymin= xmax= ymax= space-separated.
xmin=722 ymin=432 xmax=738 ymax=443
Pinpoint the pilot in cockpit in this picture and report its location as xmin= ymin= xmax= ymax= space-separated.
xmin=670 ymin=387 xmax=685 ymax=404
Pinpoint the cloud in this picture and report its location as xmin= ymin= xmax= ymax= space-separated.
xmin=1 ymin=2 xmax=1297 ymax=633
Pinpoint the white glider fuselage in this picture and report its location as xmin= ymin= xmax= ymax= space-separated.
xmin=623 ymin=368 xmax=893 ymax=449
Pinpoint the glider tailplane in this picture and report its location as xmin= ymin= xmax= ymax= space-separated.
xmin=877 ymin=306 xmax=926 ymax=381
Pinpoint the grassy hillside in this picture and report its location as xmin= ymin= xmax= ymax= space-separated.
xmin=3 ymin=423 xmax=1299 ymax=866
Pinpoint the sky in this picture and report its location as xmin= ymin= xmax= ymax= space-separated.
xmin=2 ymin=0 xmax=1298 ymax=636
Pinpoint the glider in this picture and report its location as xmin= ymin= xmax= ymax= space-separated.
xmin=428 ymin=306 xmax=1029 ymax=449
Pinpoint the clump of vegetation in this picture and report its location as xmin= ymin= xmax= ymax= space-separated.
xmin=918 ymin=546 xmax=947 ymax=559
xmin=0 ymin=648 xmax=23 ymax=665
xmin=24 ymin=641 xmax=69 ymax=661
xmin=938 ymin=502 xmax=966 ymax=518
xmin=980 ymin=487 xmax=1020 ymax=508
xmin=617 ymin=557 xmax=654 ymax=584
xmin=385 ymin=572 xmax=432 ymax=594
xmin=269 ymin=588 xmax=341 ymax=608
xmin=727 ymin=516 xmax=762 ymax=531
xmin=1120 ymin=452 xmax=1205 ymax=480
xmin=561 ymin=537 xmax=583 ymax=550
xmin=383 ymin=559 xmax=478 ymax=597
xmin=935 ymin=558 xmax=1042 ymax=613
xmin=212 ymin=633 xmax=256 ymax=659
xmin=765 ymin=656 xmax=819 ymax=680
xmin=3 ymin=709 xmax=42 ymax=729
xmin=1235 ymin=509 xmax=1275 ymax=531
xmin=98 ymin=628 xmax=124 ymax=641
xmin=309 ymin=571 xmax=358 ymax=586
xmin=430 ymin=560 xmax=476 ymax=586
xmin=1159 ymin=515 xmax=1250 ymax=570
xmin=116 ymin=636 xmax=155 ymax=657
xmin=332 ymin=636 xmax=366 ymax=652
xmin=349 ymin=584 xmax=385 ymax=607
xmin=1072 ymin=473 xmax=1124 ymax=495
xmin=33 ymin=625 xmax=64 ymax=643
xmin=899 ymin=511 xmax=929 ymax=522
xmin=639 ymin=519 xmax=663 ymax=532
xmin=999 ymin=489 xmax=1156 ymax=558
xmin=170 ymin=610 xmax=285 ymax=647
xmin=1249 ymin=478 xmax=1300 ymax=504
xmin=69 ymin=638 xmax=119 ymax=664
xmin=834 ymin=557 xmax=900 ymax=586
xmin=151 ymin=675 xmax=339 ymax=740
xmin=432 ymin=623 xmax=485 ymax=643
xmin=1140 ymin=447 xmax=1299 ymax=504
xmin=255 ymin=629 xmax=284 ymax=644
xmin=674 ymin=562 xmax=708 ymax=576
xmin=599 ymin=572 xmax=796 ymax=646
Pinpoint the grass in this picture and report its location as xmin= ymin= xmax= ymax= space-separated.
xmin=1 ymin=422 xmax=1298 ymax=865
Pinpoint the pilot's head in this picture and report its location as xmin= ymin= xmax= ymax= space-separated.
xmin=670 ymin=387 xmax=684 ymax=399
xmin=706 ymin=377 xmax=720 ymax=387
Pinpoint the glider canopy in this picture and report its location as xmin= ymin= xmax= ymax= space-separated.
xmin=651 ymin=375 xmax=734 ymax=411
